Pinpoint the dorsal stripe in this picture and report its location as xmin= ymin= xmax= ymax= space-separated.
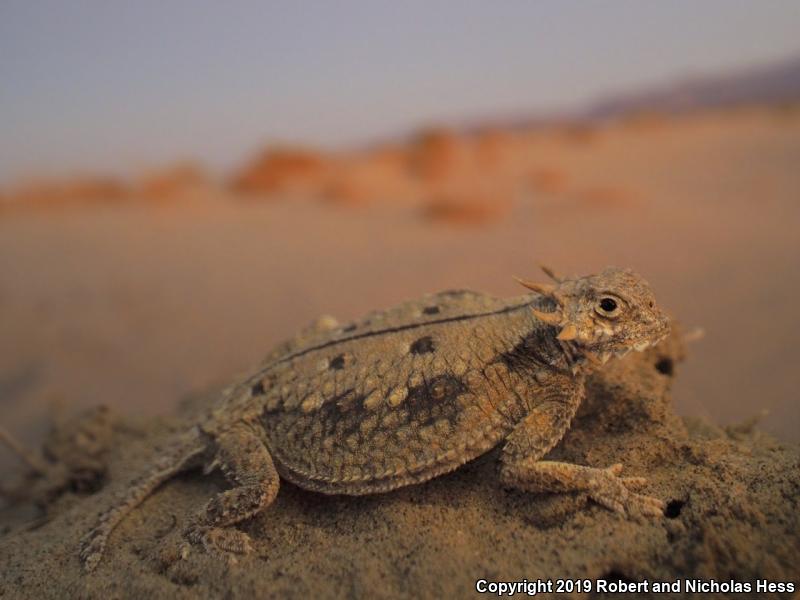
xmin=262 ymin=301 xmax=530 ymax=372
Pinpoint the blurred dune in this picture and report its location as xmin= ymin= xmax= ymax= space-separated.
xmin=408 ymin=127 xmax=465 ymax=183
xmin=231 ymin=146 xmax=331 ymax=197
xmin=529 ymin=166 xmax=570 ymax=195
xmin=474 ymin=128 xmax=515 ymax=170
xmin=555 ymin=123 xmax=601 ymax=145
xmin=321 ymin=149 xmax=414 ymax=206
xmin=138 ymin=162 xmax=213 ymax=202
xmin=2 ymin=176 xmax=130 ymax=210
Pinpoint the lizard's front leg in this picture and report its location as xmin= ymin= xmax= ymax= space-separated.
xmin=499 ymin=374 xmax=665 ymax=518
xmin=183 ymin=424 xmax=279 ymax=556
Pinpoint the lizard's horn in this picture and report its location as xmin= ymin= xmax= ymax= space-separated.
xmin=538 ymin=263 xmax=562 ymax=283
xmin=513 ymin=277 xmax=556 ymax=296
xmin=531 ymin=308 xmax=563 ymax=325
xmin=556 ymin=323 xmax=579 ymax=341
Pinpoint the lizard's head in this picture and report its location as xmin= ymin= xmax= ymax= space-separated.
xmin=517 ymin=266 xmax=670 ymax=364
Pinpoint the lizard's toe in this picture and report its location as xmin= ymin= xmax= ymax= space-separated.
xmin=589 ymin=466 xmax=664 ymax=519
xmin=185 ymin=525 xmax=253 ymax=556
xmin=637 ymin=494 xmax=667 ymax=517
xmin=620 ymin=476 xmax=649 ymax=490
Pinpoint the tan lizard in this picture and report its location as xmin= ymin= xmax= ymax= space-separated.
xmin=80 ymin=266 xmax=670 ymax=571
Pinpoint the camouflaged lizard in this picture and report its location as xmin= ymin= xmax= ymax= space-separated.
xmin=80 ymin=266 xmax=670 ymax=571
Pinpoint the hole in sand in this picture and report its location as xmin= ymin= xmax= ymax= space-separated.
xmin=655 ymin=358 xmax=674 ymax=376
xmin=664 ymin=499 xmax=684 ymax=519
xmin=599 ymin=570 xmax=636 ymax=585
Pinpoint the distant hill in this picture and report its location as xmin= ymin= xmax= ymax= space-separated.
xmin=583 ymin=54 xmax=800 ymax=119
xmin=458 ymin=54 xmax=800 ymax=135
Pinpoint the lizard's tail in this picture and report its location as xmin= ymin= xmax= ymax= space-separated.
xmin=79 ymin=432 xmax=206 ymax=572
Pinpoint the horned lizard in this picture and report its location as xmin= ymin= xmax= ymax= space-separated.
xmin=80 ymin=266 xmax=670 ymax=572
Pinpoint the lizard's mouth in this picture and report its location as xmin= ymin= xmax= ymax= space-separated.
xmin=575 ymin=326 xmax=670 ymax=369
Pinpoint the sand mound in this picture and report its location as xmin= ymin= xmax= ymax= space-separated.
xmin=408 ymin=128 xmax=464 ymax=182
xmin=321 ymin=152 xmax=413 ymax=206
xmin=529 ymin=166 xmax=570 ymax=195
xmin=0 ymin=328 xmax=797 ymax=599
xmin=555 ymin=123 xmax=602 ymax=145
xmin=232 ymin=147 xmax=330 ymax=196
xmin=474 ymin=129 xmax=514 ymax=170
xmin=4 ymin=176 xmax=130 ymax=209
xmin=138 ymin=163 xmax=212 ymax=201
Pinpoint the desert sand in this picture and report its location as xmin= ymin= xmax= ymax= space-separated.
xmin=1 ymin=107 xmax=799 ymax=597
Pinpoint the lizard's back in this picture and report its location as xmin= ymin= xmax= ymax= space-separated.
xmin=217 ymin=289 xmax=554 ymax=495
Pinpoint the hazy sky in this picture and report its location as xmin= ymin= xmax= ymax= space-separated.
xmin=1 ymin=1 xmax=799 ymax=181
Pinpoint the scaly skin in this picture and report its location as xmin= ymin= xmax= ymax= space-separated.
xmin=80 ymin=266 xmax=670 ymax=572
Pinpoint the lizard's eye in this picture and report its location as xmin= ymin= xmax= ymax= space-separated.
xmin=596 ymin=296 xmax=622 ymax=318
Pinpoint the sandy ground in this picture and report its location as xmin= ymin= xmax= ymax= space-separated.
xmin=0 ymin=329 xmax=797 ymax=599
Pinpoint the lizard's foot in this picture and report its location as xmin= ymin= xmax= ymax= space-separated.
xmin=586 ymin=463 xmax=665 ymax=518
xmin=172 ymin=425 xmax=279 ymax=563
xmin=500 ymin=459 xmax=665 ymax=519
xmin=183 ymin=525 xmax=254 ymax=557
xmin=159 ymin=527 xmax=253 ymax=583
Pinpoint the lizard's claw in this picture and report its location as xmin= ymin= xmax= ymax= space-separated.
xmin=589 ymin=464 xmax=665 ymax=518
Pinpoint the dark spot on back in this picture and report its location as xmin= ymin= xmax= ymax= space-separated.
xmin=251 ymin=381 xmax=265 ymax=396
xmin=438 ymin=289 xmax=474 ymax=298
xmin=655 ymin=358 xmax=674 ymax=376
xmin=318 ymin=388 xmax=365 ymax=436
xmin=405 ymin=374 xmax=467 ymax=428
xmin=342 ymin=324 xmax=357 ymax=332
xmin=329 ymin=354 xmax=346 ymax=370
xmin=410 ymin=336 xmax=436 ymax=355
xmin=423 ymin=305 xmax=440 ymax=315
xmin=496 ymin=327 xmax=561 ymax=373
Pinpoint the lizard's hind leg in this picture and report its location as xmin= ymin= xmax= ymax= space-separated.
xmin=183 ymin=424 xmax=279 ymax=557
xmin=80 ymin=434 xmax=206 ymax=572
